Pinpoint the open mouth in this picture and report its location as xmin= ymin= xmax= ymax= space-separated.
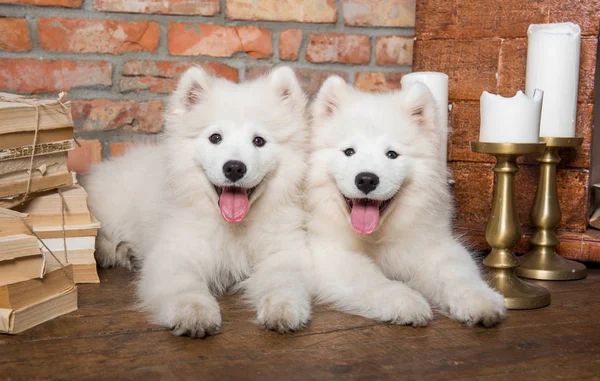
xmin=343 ymin=196 xmax=395 ymax=235
xmin=214 ymin=185 xmax=258 ymax=223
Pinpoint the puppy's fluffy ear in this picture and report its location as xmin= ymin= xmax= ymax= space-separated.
xmin=399 ymin=82 xmax=439 ymax=131
xmin=312 ymin=75 xmax=348 ymax=120
xmin=269 ymin=66 xmax=307 ymax=111
xmin=173 ymin=66 xmax=212 ymax=111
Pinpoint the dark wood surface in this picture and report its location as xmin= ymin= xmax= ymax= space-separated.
xmin=2 ymin=267 xmax=599 ymax=381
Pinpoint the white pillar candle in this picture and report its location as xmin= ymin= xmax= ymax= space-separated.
xmin=401 ymin=72 xmax=449 ymax=165
xmin=479 ymin=90 xmax=543 ymax=143
xmin=526 ymin=22 xmax=581 ymax=137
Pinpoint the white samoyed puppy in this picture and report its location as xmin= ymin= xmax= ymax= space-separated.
xmin=306 ymin=76 xmax=506 ymax=327
xmin=82 ymin=66 xmax=313 ymax=337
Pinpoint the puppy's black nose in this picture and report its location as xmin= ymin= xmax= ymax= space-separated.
xmin=355 ymin=172 xmax=379 ymax=194
xmin=223 ymin=160 xmax=247 ymax=182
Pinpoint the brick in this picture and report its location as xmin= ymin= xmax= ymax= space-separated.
xmin=121 ymin=61 xmax=238 ymax=93
xmin=168 ymin=24 xmax=272 ymax=58
xmin=579 ymin=38 xmax=597 ymax=104
xmin=110 ymin=141 xmax=157 ymax=157
xmin=417 ymin=1 xmax=599 ymax=40
xmin=343 ymin=0 xmax=415 ymax=27
xmin=67 ymin=139 xmax=102 ymax=173
xmin=415 ymin=0 xmax=457 ymax=40
xmin=38 ymin=18 xmax=160 ymax=54
xmin=354 ymin=72 xmax=405 ymax=93
xmin=375 ymin=36 xmax=413 ymax=65
xmin=279 ymin=29 xmax=302 ymax=61
xmin=498 ymin=38 xmax=527 ymax=97
xmin=0 ymin=59 xmax=111 ymax=94
xmin=516 ymin=166 xmax=589 ymax=232
xmin=71 ymin=100 xmax=164 ymax=133
xmin=226 ymin=0 xmax=336 ymax=23
xmin=413 ymin=39 xmax=500 ymax=101
xmin=458 ymin=0 xmax=547 ymax=39
xmin=0 ymin=0 xmax=81 ymax=7
xmin=416 ymin=0 xmax=547 ymax=40
xmin=0 ymin=18 xmax=31 ymax=52
xmin=448 ymin=102 xmax=494 ymax=164
xmin=306 ymin=33 xmax=370 ymax=64
xmin=449 ymin=161 xmax=493 ymax=225
xmin=549 ymin=0 xmax=600 ymax=37
xmin=94 ymin=0 xmax=219 ymax=15
xmin=245 ymin=67 xmax=348 ymax=98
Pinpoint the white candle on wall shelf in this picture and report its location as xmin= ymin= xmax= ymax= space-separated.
xmin=401 ymin=72 xmax=449 ymax=165
xmin=526 ymin=22 xmax=581 ymax=138
xmin=479 ymin=90 xmax=543 ymax=144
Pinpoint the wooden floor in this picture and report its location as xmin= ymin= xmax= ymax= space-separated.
xmin=2 ymin=267 xmax=600 ymax=381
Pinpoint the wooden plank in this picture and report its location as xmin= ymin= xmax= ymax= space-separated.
xmin=1 ymin=269 xmax=599 ymax=380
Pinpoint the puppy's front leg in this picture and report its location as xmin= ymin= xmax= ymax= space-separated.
xmin=401 ymin=239 xmax=506 ymax=327
xmin=138 ymin=232 xmax=222 ymax=338
xmin=243 ymin=249 xmax=312 ymax=333
xmin=314 ymin=245 xmax=432 ymax=327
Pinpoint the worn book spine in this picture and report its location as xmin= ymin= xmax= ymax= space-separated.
xmin=0 ymin=140 xmax=75 ymax=162
xmin=0 ymin=171 xmax=73 ymax=199
xmin=0 ymin=128 xmax=74 ymax=150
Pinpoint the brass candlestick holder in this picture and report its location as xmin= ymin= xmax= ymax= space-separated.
xmin=516 ymin=137 xmax=587 ymax=280
xmin=470 ymin=142 xmax=550 ymax=309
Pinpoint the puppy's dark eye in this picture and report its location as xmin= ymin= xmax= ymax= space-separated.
xmin=343 ymin=148 xmax=355 ymax=157
xmin=386 ymin=150 xmax=399 ymax=159
xmin=209 ymin=133 xmax=222 ymax=144
xmin=253 ymin=136 xmax=266 ymax=147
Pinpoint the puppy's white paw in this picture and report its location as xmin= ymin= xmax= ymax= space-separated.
xmin=168 ymin=295 xmax=222 ymax=338
xmin=256 ymin=292 xmax=311 ymax=333
xmin=115 ymin=241 xmax=139 ymax=270
xmin=448 ymin=287 xmax=506 ymax=327
xmin=373 ymin=284 xmax=433 ymax=327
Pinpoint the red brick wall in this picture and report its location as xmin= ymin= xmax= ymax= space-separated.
xmin=413 ymin=0 xmax=599 ymax=234
xmin=0 ymin=0 xmax=416 ymax=170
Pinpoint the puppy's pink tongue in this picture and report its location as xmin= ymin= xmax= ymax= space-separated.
xmin=350 ymin=201 xmax=380 ymax=235
xmin=219 ymin=188 xmax=249 ymax=223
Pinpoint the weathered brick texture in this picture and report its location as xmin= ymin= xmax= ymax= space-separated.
xmin=71 ymin=100 xmax=164 ymax=133
xmin=168 ymin=24 xmax=272 ymax=58
xmin=67 ymin=139 xmax=102 ymax=173
xmin=120 ymin=61 xmax=238 ymax=93
xmin=94 ymin=0 xmax=219 ymax=15
xmin=343 ymin=0 xmax=416 ymax=27
xmin=0 ymin=18 xmax=31 ymax=52
xmin=354 ymin=72 xmax=406 ymax=92
xmin=279 ymin=29 xmax=303 ymax=61
xmin=306 ymin=33 xmax=370 ymax=64
xmin=226 ymin=0 xmax=337 ymax=23
xmin=0 ymin=0 xmax=81 ymax=7
xmin=375 ymin=36 xmax=413 ymax=65
xmin=0 ymin=59 xmax=112 ymax=93
xmin=38 ymin=18 xmax=160 ymax=54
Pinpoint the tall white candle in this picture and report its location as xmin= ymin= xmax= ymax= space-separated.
xmin=401 ymin=72 xmax=449 ymax=165
xmin=526 ymin=22 xmax=581 ymax=137
xmin=479 ymin=90 xmax=543 ymax=143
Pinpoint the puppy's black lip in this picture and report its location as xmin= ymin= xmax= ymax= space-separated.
xmin=342 ymin=195 xmax=394 ymax=214
xmin=214 ymin=184 xmax=258 ymax=201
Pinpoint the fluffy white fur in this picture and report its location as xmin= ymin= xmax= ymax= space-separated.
xmin=307 ymin=76 xmax=506 ymax=327
xmin=83 ymin=66 xmax=313 ymax=337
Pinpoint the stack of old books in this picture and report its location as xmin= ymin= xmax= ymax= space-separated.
xmin=0 ymin=92 xmax=100 ymax=334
